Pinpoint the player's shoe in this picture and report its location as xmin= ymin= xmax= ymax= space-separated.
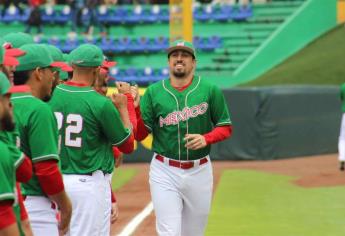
xmin=340 ymin=161 xmax=345 ymax=171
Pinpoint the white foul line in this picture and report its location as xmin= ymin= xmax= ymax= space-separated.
xmin=116 ymin=202 xmax=154 ymax=236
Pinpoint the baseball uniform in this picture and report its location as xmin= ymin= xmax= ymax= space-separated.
xmin=49 ymin=44 xmax=132 ymax=236
xmin=140 ymin=40 xmax=231 ymax=236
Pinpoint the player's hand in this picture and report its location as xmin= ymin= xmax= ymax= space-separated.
xmin=110 ymin=202 xmax=119 ymax=224
xmin=58 ymin=197 xmax=72 ymax=235
xmin=111 ymin=93 xmax=128 ymax=110
xmin=116 ymin=82 xmax=131 ymax=94
xmin=115 ymin=153 xmax=123 ymax=168
xmin=184 ymin=134 xmax=207 ymax=150
xmin=130 ymin=85 xmax=140 ymax=108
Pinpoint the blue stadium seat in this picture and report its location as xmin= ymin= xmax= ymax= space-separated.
xmin=108 ymin=7 xmax=127 ymax=24
xmin=141 ymin=5 xmax=160 ymax=23
xmin=97 ymin=5 xmax=111 ymax=24
xmin=231 ymin=5 xmax=253 ymax=21
xmin=2 ymin=6 xmax=21 ymax=23
xmin=129 ymin=37 xmax=148 ymax=53
xmin=213 ymin=4 xmax=232 ymax=22
xmin=123 ymin=68 xmax=137 ymax=82
xmin=81 ymin=8 xmax=91 ymax=23
xmin=41 ymin=6 xmax=56 ymax=24
xmin=147 ymin=36 xmax=168 ymax=52
xmin=125 ymin=5 xmax=143 ymax=24
xmin=141 ymin=67 xmax=155 ymax=83
xmin=48 ymin=37 xmax=62 ymax=49
xmin=61 ymin=37 xmax=79 ymax=52
xmin=114 ymin=37 xmax=131 ymax=53
xmin=20 ymin=8 xmax=31 ymax=22
xmin=100 ymin=37 xmax=113 ymax=52
xmin=193 ymin=5 xmax=213 ymax=22
xmin=55 ymin=6 xmax=71 ymax=24
xmin=110 ymin=67 xmax=123 ymax=81
xmin=154 ymin=68 xmax=169 ymax=81
xmin=157 ymin=7 xmax=169 ymax=23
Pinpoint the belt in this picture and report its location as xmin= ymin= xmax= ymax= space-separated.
xmin=155 ymin=155 xmax=208 ymax=169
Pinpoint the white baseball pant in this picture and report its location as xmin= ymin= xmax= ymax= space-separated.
xmin=63 ymin=170 xmax=109 ymax=236
xmin=149 ymin=154 xmax=213 ymax=236
xmin=24 ymin=196 xmax=59 ymax=236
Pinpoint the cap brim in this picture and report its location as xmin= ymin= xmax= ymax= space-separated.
xmin=3 ymin=56 xmax=19 ymax=66
xmin=166 ymin=46 xmax=195 ymax=57
xmin=5 ymin=48 xmax=26 ymax=57
xmin=102 ymin=60 xmax=117 ymax=68
xmin=51 ymin=61 xmax=73 ymax=72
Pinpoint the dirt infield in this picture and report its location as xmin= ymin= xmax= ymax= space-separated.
xmin=110 ymin=154 xmax=344 ymax=236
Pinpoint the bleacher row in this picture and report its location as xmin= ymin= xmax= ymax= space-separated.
xmin=109 ymin=67 xmax=169 ymax=85
xmin=36 ymin=35 xmax=222 ymax=53
xmin=0 ymin=4 xmax=253 ymax=25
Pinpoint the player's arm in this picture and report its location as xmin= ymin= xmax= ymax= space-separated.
xmin=185 ymin=85 xmax=232 ymax=150
xmin=0 ymin=201 xmax=20 ymax=236
xmin=101 ymin=99 xmax=134 ymax=154
xmin=15 ymin=183 xmax=33 ymax=236
xmin=135 ymin=86 xmax=155 ymax=141
xmin=16 ymin=155 xmax=32 ymax=183
xmin=28 ymin=105 xmax=72 ymax=235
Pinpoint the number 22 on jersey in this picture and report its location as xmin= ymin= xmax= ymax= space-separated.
xmin=54 ymin=112 xmax=83 ymax=149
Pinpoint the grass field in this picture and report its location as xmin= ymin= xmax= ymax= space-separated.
xmin=243 ymin=25 xmax=345 ymax=87
xmin=206 ymin=170 xmax=345 ymax=236
xmin=111 ymin=168 xmax=138 ymax=190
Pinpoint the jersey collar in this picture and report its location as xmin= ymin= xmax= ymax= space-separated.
xmin=164 ymin=75 xmax=200 ymax=96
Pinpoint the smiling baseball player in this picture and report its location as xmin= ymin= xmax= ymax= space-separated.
xmin=135 ymin=40 xmax=232 ymax=236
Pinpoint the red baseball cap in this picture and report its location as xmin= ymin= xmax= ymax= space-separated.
xmin=3 ymin=47 xmax=26 ymax=66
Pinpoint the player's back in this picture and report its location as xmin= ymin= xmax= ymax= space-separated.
xmin=49 ymin=83 xmax=130 ymax=175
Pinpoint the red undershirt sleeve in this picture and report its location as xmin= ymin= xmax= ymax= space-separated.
xmin=203 ymin=125 xmax=232 ymax=145
xmin=34 ymin=160 xmax=65 ymax=196
xmin=16 ymin=156 xmax=33 ymax=183
xmin=135 ymin=106 xmax=149 ymax=141
xmin=0 ymin=201 xmax=16 ymax=230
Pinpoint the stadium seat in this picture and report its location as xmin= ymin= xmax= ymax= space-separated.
xmin=55 ymin=6 xmax=71 ymax=24
xmin=193 ymin=5 xmax=213 ymax=22
xmin=108 ymin=6 xmax=127 ymax=24
xmin=1 ymin=6 xmax=21 ymax=23
xmin=61 ymin=37 xmax=79 ymax=52
xmin=129 ymin=37 xmax=148 ymax=53
xmin=157 ymin=7 xmax=169 ymax=23
xmin=212 ymin=4 xmax=232 ymax=22
xmin=48 ymin=37 xmax=62 ymax=49
xmin=100 ymin=37 xmax=113 ymax=52
xmin=141 ymin=5 xmax=160 ymax=23
xmin=125 ymin=5 xmax=143 ymax=24
xmin=97 ymin=5 xmax=110 ymax=24
xmin=231 ymin=5 xmax=253 ymax=21
xmin=141 ymin=67 xmax=155 ymax=83
xmin=147 ymin=36 xmax=168 ymax=52
xmin=41 ymin=5 xmax=56 ymax=24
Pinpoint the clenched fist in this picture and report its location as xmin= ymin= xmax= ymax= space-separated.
xmin=116 ymin=82 xmax=131 ymax=94
xmin=111 ymin=93 xmax=128 ymax=110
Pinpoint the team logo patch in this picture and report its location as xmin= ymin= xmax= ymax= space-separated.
xmin=159 ymin=102 xmax=208 ymax=127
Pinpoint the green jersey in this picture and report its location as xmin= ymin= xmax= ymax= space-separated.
xmin=49 ymin=84 xmax=131 ymax=174
xmin=340 ymin=84 xmax=345 ymax=112
xmin=141 ymin=76 xmax=231 ymax=161
xmin=11 ymin=92 xmax=59 ymax=196
xmin=0 ymin=140 xmax=16 ymax=202
xmin=0 ymin=131 xmax=26 ymax=236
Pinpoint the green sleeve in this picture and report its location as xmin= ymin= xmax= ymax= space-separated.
xmin=100 ymin=99 xmax=131 ymax=146
xmin=0 ymin=144 xmax=15 ymax=201
xmin=29 ymin=104 xmax=59 ymax=163
xmin=210 ymin=85 xmax=232 ymax=126
xmin=140 ymin=87 xmax=154 ymax=132
xmin=0 ymin=131 xmax=25 ymax=168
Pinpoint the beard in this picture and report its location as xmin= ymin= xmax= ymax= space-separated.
xmin=1 ymin=111 xmax=15 ymax=132
xmin=172 ymin=70 xmax=186 ymax=78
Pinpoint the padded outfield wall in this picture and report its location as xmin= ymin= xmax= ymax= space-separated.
xmin=124 ymin=86 xmax=341 ymax=162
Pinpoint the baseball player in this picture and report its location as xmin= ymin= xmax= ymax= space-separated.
xmin=0 ymin=39 xmax=35 ymax=236
xmin=136 ymin=40 xmax=232 ymax=236
xmin=339 ymin=83 xmax=345 ymax=171
xmin=0 ymin=72 xmax=23 ymax=236
xmin=12 ymin=44 xmax=72 ymax=236
xmin=49 ymin=44 xmax=135 ymax=236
